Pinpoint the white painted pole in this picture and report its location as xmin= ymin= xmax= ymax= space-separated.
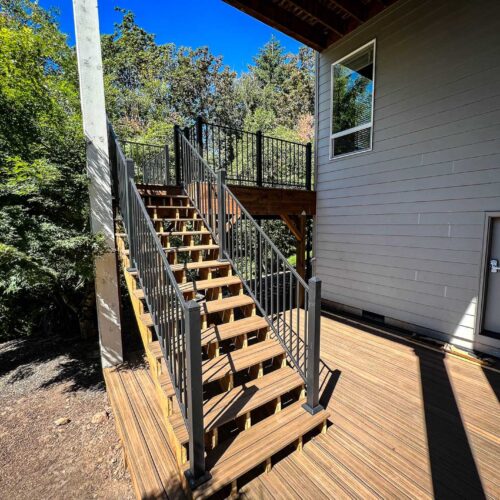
xmin=72 ymin=0 xmax=123 ymax=367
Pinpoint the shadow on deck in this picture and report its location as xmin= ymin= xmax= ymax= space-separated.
xmin=105 ymin=312 xmax=500 ymax=499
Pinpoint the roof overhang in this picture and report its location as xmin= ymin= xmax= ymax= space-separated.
xmin=223 ymin=0 xmax=399 ymax=51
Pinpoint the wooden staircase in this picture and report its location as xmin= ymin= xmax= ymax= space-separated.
xmin=117 ymin=184 xmax=329 ymax=498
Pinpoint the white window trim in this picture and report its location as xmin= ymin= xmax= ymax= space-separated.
xmin=330 ymin=39 xmax=376 ymax=160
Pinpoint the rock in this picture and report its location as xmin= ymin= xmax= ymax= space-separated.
xmin=91 ymin=411 xmax=108 ymax=424
xmin=54 ymin=417 xmax=71 ymax=426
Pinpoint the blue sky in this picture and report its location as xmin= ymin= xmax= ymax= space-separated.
xmin=38 ymin=0 xmax=302 ymax=74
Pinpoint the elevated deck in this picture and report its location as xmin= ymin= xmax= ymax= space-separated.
xmin=105 ymin=313 xmax=500 ymax=499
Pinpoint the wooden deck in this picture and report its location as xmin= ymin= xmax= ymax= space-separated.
xmin=105 ymin=313 xmax=500 ymax=499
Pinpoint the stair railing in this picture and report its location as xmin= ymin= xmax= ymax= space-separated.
xmin=178 ymin=131 xmax=218 ymax=240
xmin=177 ymin=127 xmax=322 ymax=415
xmin=109 ymin=125 xmax=208 ymax=488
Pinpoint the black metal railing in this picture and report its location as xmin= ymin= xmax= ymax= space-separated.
xmin=179 ymin=133 xmax=218 ymax=239
xmin=177 ymin=127 xmax=322 ymax=415
xmin=221 ymin=183 xmax=320 ymax=394
xmin=109 ymin=126 xmax=207 ymax=488
xmin=122 ymin=140 xmax=173 ymax=185
xmin=187 ymin=117 xmax=313 ymax=190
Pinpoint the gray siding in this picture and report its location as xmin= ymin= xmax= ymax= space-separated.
xmin=316 ymin=0 xmax=500 ymax=353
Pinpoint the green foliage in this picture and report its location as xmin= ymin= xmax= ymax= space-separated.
xmin=0 ymin=0 xmax=102 ymax=340
xmin=0 ymin=4 xmax=315 ymax=340
xmin=102 ymin=10 xmax=243 ymax=143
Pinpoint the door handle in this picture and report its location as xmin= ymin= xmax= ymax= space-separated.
xmin=490 ymin=259 xmax=499 ymax=273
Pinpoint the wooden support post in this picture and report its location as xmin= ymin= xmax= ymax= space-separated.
xmin=72 ymin=0 xmax=123 ymax=367
xmin=296 ymin=213 xmax=306 ymax=281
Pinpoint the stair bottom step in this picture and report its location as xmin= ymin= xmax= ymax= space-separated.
xmin=192 ymin=400 xmax=329 ymax=498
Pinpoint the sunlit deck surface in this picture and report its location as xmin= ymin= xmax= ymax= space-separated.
xmin=105 ymin=313 xmax=500 ymax=499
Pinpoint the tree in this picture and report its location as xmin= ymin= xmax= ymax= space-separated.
xmin=0 ymin=0 xmax=103 ymax=340
xmin=102 ymin=10 xmax=243 ymax=142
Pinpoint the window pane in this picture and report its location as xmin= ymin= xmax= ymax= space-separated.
xmin=333 ymin=127 xmax=371 ymax=157
xmin=332 ymin=44 xmax=374 ymax=135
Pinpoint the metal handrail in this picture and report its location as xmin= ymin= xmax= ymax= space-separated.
xmin=221 ymin=183 xmax=309 ymax=379
xmin=110 ymin=126 xmax=206 ymax=486
xmin=179 ymin=132 xmax=218 ymax=240
xmin=177 ymin=128 xmax=322 ymax=415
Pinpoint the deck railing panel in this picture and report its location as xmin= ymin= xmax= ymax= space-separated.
xmin=190 ymin=118 xmax=312 ymax=190
xmin=122 ymin=140 xmax=173 ymax=185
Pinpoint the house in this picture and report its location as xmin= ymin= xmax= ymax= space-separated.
xmin=224 ymin=0 xmax=500 ymax=358
xmin=71 ymin=0 xmax=499 ymax=497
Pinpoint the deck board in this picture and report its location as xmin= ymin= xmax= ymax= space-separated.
xmin=104 ymin=312 xmax=500 ymax=499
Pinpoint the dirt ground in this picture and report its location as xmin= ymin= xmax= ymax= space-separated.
xmin=0 ymin=334 xmax=134 ymax=499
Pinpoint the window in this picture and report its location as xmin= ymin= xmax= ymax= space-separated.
xmin=330 ymin=40 xmax=375 ymax=158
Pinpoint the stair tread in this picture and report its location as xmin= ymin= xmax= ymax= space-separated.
xmin=137 ymin=188 xmax=187 ymax=198
xmin=148 ymin=315 xmax=269 ymax=359
xmin=164 ymin=244 xmax=218 ymax=253
xmin=117 ymin=230 xmax=209 ymax=238
xmin=140 ymin=312 xmax=153 ymax=327
xmin=195 ymin=401 xmax=329 ymax=497
xmin=158 ymin=231 xmax=210 ymax=236
xmin=146 ymin=205 xmax=195 ymax=209
xmin=179 ymin=276 xmax=242 ymax=294
xmin=200 ymin=295 xmax=254 ymax=315
xmin=202 ymin=339 xmax=284 ymax=385
xmin=170 ymin=260 xmax=230 ymax=272
xmin=135 ymin=293 xmax=254 ymax=315
xmin=170 ymin=366 xmax=303 ymax=445
xmin=124 ymin=244 xmax=218 ymax=258
xmin=201 ymin=316 xmax=268 ymax=347
xmin=157 ymin=370 xmax=175 ymax=397
xmin=152 ymin=218 xmax=200 ymax=222
xmin=148 ymin=340 xmax=162 ymax=359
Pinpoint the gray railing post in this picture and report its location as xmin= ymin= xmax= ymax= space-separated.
xmin=174 ymin=125 xmax=181 ymax=186
xmin=305 ymin=142 xmax=312 ymax=191
xmin=163 ymin=144 xmax=169 ymax=185
xmin=256 ymin=130 xmax=263 ymax=186
xmin=196 ymin=116 xmax=203 ymax=156
xmin=303 ymin=276 xmax=322 ymax=415
xmin=125 ymin=158 xmax=136 ymax=271
xmin=217 ymin=169 xmax=227 ymax=259
xmin=184 ymin=300 xmax=210 ymax=489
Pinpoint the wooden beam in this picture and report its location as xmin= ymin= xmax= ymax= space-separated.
xmin=73 ymin=0 xmax=123 ymax=367
xmin=328 ymin=0 xmax=369 ymax=23
xmin=281 ymin=215 xmax=303 ymax=242
xmin=228 ymin=185 xmax=316 ymax=217
xmin=286 ymin=0 xmax=356 ymax=37
xmin=222 ymin=0 xmax=329 ymax=51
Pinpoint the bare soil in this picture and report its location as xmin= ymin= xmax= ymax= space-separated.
xmin=0 ymin=334 xmax=134 ymax=499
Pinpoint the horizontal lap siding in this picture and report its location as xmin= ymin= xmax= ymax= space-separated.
xmin=315 ymin=0 xmax=500 ymax=349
